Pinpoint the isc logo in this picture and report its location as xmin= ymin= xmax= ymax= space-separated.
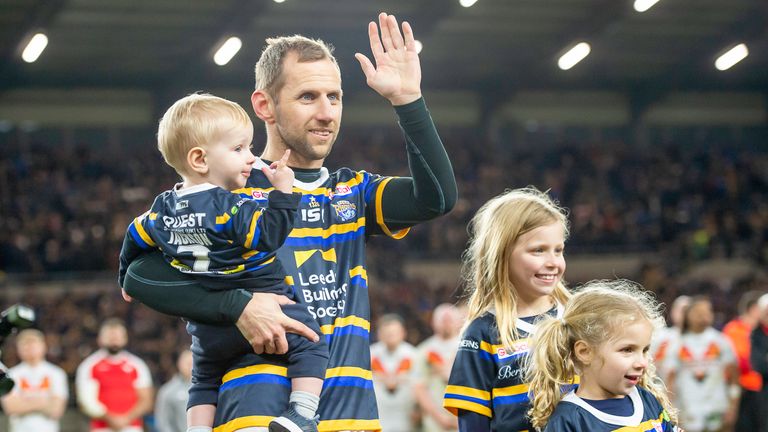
xmin=301 ymin=208 xmax=323 ymax=222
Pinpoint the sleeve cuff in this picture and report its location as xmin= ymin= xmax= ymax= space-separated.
xmin=267 ymin=190 xmax=301 ymax=209
xmin=394 ymin=97 xmax=429 ymax=126
xmin=220 ymin=289 xmax=252 ymax=322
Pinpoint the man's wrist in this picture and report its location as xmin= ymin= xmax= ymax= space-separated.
xmin=223 ymin=289 xmax=252 ymax=323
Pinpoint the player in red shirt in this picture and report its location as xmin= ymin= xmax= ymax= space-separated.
xmin=75 ymin=319 xmax=153 ymax=432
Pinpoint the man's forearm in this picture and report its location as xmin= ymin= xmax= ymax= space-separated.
xmin=123 ymin=251 xmax=248 ymax=324
xmin=382 ymin=97 xmax=457 ymax=226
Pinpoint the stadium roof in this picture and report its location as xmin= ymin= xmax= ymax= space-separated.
xmin=2 ymin=0 xmax=766 ymax=98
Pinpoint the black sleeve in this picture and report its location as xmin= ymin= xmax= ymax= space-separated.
xmin=458 ymin=409 xmax=491 ymax=432
xmin=123 ymin=251 xmax=249 ymax=324
xmin=251 ymin=191 xmax=301 ymax=251
xmin=380 ymin=97 xmax=458 ymax=229
xmin=751 ymin=327 xmax=768 ymax=377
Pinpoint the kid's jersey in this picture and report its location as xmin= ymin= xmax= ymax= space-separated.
xmin=119 ymin=183 xmax=300 ymax=292
xmin=443 ymin=306 xmax=566 ymax=432
xmin=212 ymin=160 xmax=408 ymax=432
xmin=544 ymin=387 xmax=679 ymax=432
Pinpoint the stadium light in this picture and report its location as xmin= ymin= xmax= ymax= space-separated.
xmin=634 ymin=0 xmax=661 ymax=13
xmin=415 ymin=40 xmax=423 ymax=54
xmin=273 ymin=0 xmax=285 ymax=3
xmin=459 ymin=0 xmax=478 ymax=7
xmin=21 ymin=33 xmax=48 ymax=63
xmin=715 ymin=43 xmax=748 ymax=71
xmin=213 ymin=37 xmax=242 ymax=66
xmin=558 ymin=42 xmax=591 ymax=70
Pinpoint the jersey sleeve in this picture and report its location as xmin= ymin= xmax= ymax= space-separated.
xmin=224 ymin=190 xmax=300 ymax=252
xmin=52 ymin=365 xmax=69 ymax=400
xmin=443 ymin=319 xmax=496 ymax=418
xmin=362 ymin=172 xmax=411 ymax=239
xmin=118 ymin=204 xmax=159 ymax=287
xmin=132 ymin=355 xmax=153 ymax=389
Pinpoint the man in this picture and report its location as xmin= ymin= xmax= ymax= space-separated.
xmin=122 ymin=12 xmax=456 ymax=432
xmin=413 ymin=304 xmax=463 ymax=432
xmin=155 ymin=350 xmax=193 ymax=432
xmin=75 ymin=318 xmax=154 ymax=432
xmin=723 ymin=291 xmax=764 ymax=432
xmin=0 ymin=329 xmax=68 ymax=432
xmin=370 ymin=314 xmax=417 ymax=432
xmin=751 ymin=294 xmax=768 ymax=432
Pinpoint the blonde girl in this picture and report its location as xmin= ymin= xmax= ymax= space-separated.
xmin=526 ymin=279 xmax=679 ymax=431
xmin=443 ymin=187 xmax=570 ymax=431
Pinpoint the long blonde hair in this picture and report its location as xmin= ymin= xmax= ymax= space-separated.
xmin=525 ymin=279 xmax=677 ymax=430
xmin=462 ymin=187 xmax=570 ymax=351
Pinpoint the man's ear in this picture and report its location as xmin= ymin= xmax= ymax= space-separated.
xmin=187 ymin=147 xmax=208 ymax=174
xmin=573 ymin=340 xmax=594 ymax=366
xmin=252 ymin=90 xmax=275 ymax=124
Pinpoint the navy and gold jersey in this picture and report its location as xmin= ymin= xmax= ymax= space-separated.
xmin=119 ymin=183 xmax=300 ymax=293
xmin=211 ymin=159 xmax=408 ymax=432
xmin=444 ymin=306 xmax=568 ymax=432
xmin=544 ymin=387 xmax=679 ymax=432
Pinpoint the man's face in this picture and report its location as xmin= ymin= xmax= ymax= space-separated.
xmin=272 ymin=54 xmax=342 ymax=168
xmin=98 ymin=325 xmax=128 ymax=354
xmin=16 ymin=334 xmax=46 ymax=364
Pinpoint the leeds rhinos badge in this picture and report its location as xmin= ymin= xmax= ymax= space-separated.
xmin=331 ymin=200 xmax=357 ymax=221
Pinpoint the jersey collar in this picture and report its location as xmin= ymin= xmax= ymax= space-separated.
xmin=561 ymin=386 xmax=643 ymax=426
xmin=254 ymin=158 xmax=329 ymax=190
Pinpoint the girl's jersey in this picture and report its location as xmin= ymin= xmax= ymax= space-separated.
xmin=443 ymin=305 xmax=565 ymax=431
xmin=544 ymin=387 xmax=678 ymax=431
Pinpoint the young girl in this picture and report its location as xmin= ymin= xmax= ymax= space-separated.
xmin=443 ymin=187 xmax=571 ymax=431
xmin=664 ymin=296 xmax=738 ymax=432
xmin=526 ymin=279 xmax=680 ymax=431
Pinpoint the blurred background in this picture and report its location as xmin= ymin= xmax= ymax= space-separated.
xmin=0 ymin=0 xmax=767 ymax=430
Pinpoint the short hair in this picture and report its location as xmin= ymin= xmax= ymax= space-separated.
xmin=100 ymin=318 xmax=126 ymax=332
xmin=378 ymin=314 xmax=405 ymax=328
xmin=254 ymin=35 xmax=338 ymax=99
xmin=157 ymin=93 xmax=252 ymax=175
xmin=738 ymin=290 xmax=764 ymax=315
xmin=16 ymin=328 xmax=45 ymax=344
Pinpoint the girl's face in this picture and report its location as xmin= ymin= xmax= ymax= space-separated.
xmin=577 ymin=319 xmax=653 ymax=400
xmin=508 ymin=221 xmax=566 ymax=315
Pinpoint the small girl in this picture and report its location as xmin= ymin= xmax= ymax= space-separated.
xmin=443 ymin=187 xmax=571 ymax=431
xmin=526 ymin=279 xmax=680 ymax=431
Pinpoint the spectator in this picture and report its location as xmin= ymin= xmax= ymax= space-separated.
xmin=370 ymin=314 xmax=417 ymax=432
xmin=413 ymin=303 xmax=463 ymax=432
xmin=723 ymin=290 xmax=765 ymax=432
xmin=750 ymin=294 xmax=768 ymax=432
xmin=154 ymin=349 xmax=192 ymax=432
xmin=76 ymin=318 xmax=153 ymax=432
xmin=665 ymin=296 xmax=739 ymax=432
xmin=0 ymin=328 xmax=68 ymax=432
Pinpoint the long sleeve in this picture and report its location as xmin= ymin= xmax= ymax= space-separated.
xmin=379 ymin=98 xmax=457 ymax=227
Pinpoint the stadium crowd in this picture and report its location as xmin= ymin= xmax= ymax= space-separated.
xmin=1 ymin=125 xmax=768 ymax=431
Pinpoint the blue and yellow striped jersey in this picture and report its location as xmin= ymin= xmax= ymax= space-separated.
xmin=544 ymin=387 xmax=679 ymax=431
xmin=444 ymin=307 xmax=567 ymax=432
xmin=211 ymin=160 xmax=407 ymax=432
xmin=119 ymin=183 xmax=300 ymax=293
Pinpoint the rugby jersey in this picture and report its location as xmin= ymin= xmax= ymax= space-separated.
xmin=444 ymin=306 xmax=566 ymax=432
xmin=544 ymin=387 xmax=679 ymax=431
xmin=119 ymin=184 xmax=300 ymax=292
xmin=211 ymin=159 xmax=408 ymax=432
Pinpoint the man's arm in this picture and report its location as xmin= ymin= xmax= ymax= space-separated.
xmin=355 ymin=13 xmax=457 ymax=228
xmin=124 ymin=251 xmax=318 ymax=355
